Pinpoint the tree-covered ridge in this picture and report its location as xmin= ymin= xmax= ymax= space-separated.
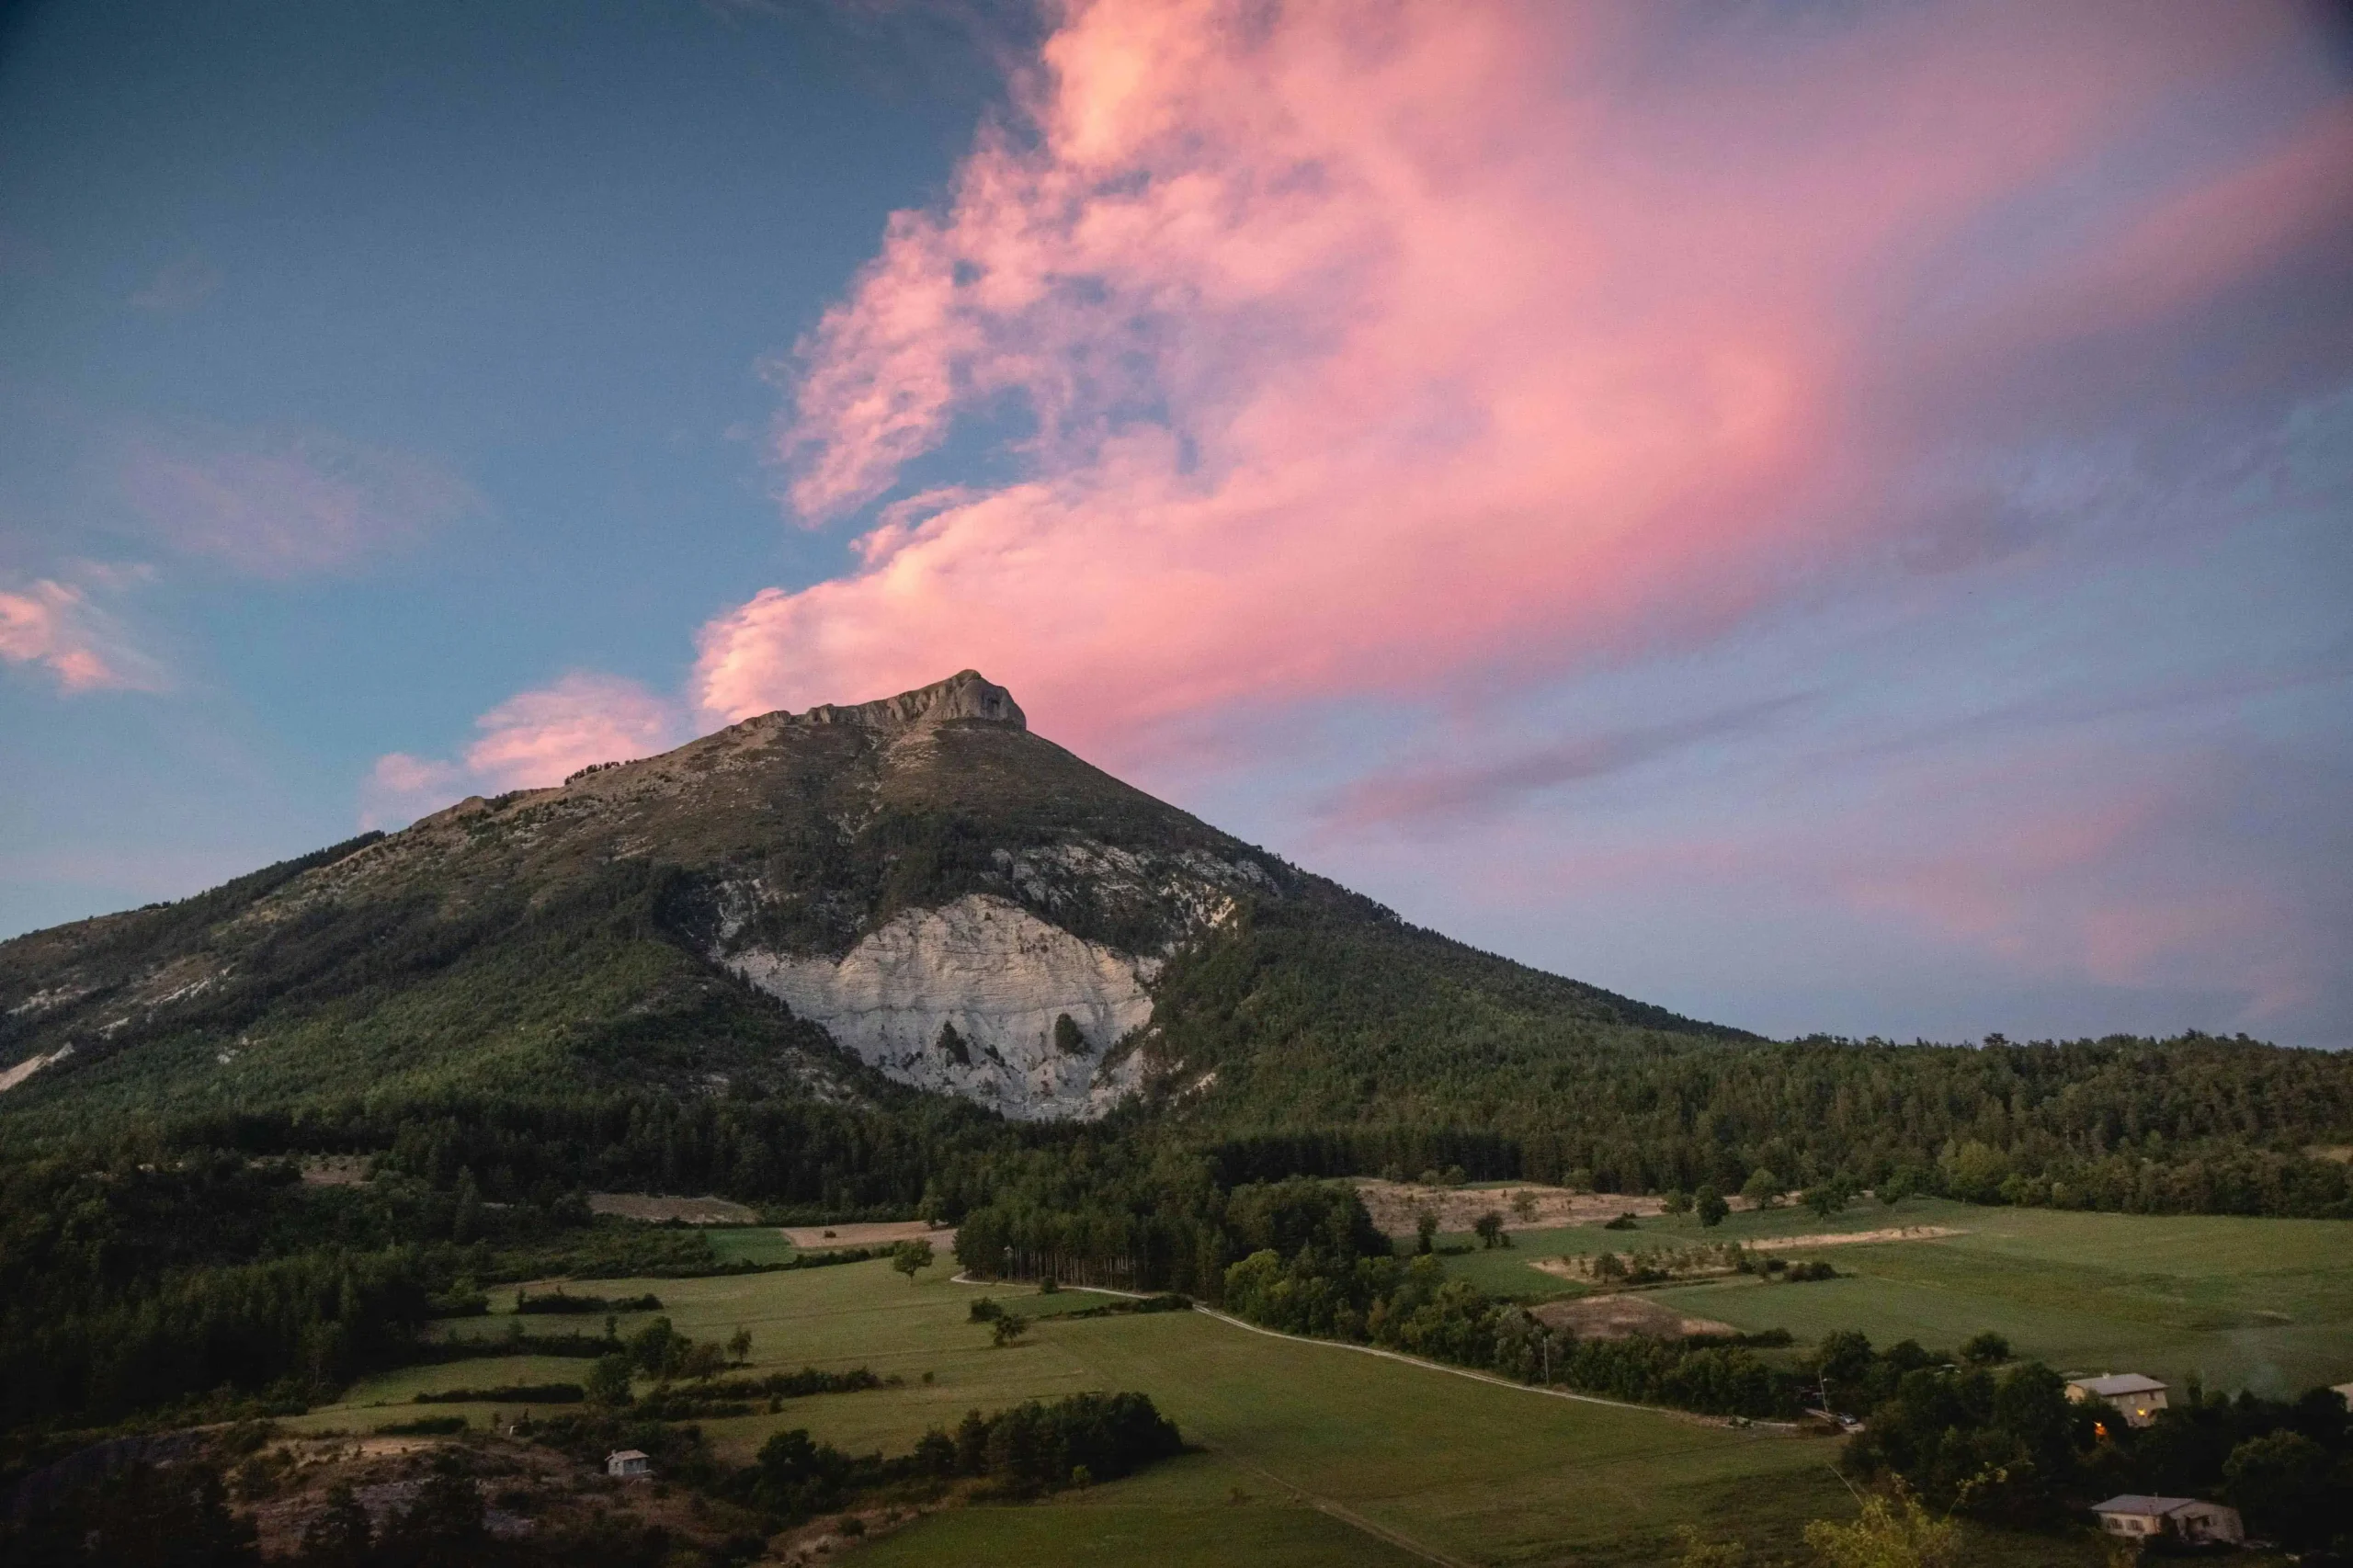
xmin=0 ymin=689 xmax=1745 ymax=1126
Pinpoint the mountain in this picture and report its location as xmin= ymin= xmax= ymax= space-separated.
xmin=0 ymin=671 xmax=1743 ymax=1131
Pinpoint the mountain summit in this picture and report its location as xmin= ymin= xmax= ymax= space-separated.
xmin=792 ymin=668 xmax=1025 ymax=730
xmin=0 ymin=673 xmax=1740 ymax=1126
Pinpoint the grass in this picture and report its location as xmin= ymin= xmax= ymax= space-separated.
xmin=848 ymin=1485 xmax=1434 ymax=1568
xmin=279 ymin=1202 xmax=2353 ymax=1563
xmin=704 ymin=1227 xmax=800 ymax=1267
xmin=301 ymin=1252 xmax=1858 ymax=1564
xmin=1439 ymin=1198 xmax=2353 ymax=1395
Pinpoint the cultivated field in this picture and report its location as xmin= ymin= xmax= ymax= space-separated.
xmin=780 ymin=1221 xmax=957 ymax=1251
xmin=280 ymin=1199 xmax=2353 ymax=1564
xmin=298 ymin=1252 xmax=1858 ymax=1564
xmin=1438 ymin=1197 xmax=2353 ymax=1395
xmin=1354 ymin=1177 xmax=1676 ymax=1235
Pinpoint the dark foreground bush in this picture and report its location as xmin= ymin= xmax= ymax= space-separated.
xmin=415 ymin=1382 xmax=583 ymax=1403
xmin=514 ymin=1288 xmax=662 ymax=1314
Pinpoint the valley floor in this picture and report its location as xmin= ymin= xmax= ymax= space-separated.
xmin=1428 ymin=1196 xmax=2353 ymax=1395
xmin=279 ymin=1198 xmax=2353 ymax=1564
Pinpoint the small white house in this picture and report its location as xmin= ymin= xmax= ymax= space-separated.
xmin=2092 ymin=1495 xmax=2244 ymax=1546
xmin=2066 ymin=1372 xmax=2168 ymax=1428
xmin=606 ymin=1449 xmax=652 ymax=1480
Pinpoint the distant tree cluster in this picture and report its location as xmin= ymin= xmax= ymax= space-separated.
xmin=1837 ymin=1331 xmax=2353 ymax=1548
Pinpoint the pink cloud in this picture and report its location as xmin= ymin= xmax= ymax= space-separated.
xmin=360 ymin=673 xmax=685 ymax=828
xmin=463 ymin=673 xmax=684 ymax=790
xmin=358 ymin=752 xmax=465 ymax=832
xmin=1828 ymin=762 xmax=2336 ymax=1026
xmin=699 ymin=0 xmax=2346 ymax=758
xmin=1469 ymin=740 xmax=2350 ymax=1034
xmin=0 ymin=574 xmax=165 ymax=694
xmin=119 ymin=424 xmax=480 ymax=580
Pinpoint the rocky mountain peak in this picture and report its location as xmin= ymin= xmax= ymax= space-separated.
xmin=792 ymin=669 xmax=1025 ymax=731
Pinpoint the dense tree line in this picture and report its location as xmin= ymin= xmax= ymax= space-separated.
xmin=4 ymin=1016 xmax=2348 ymax=1442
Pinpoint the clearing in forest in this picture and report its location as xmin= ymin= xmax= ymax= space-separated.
xmin=1352 ymin=1178 xmax=1681 ymax=1235
xmin=1531 ymin=1294 xmax=1739 ymax=1340
xmin=588 ymin=1192 xmax=762 ymax=1224
xmin=781 ymin=1220 xmax=958 ymax=1250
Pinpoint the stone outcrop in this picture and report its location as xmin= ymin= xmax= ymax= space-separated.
xmin=794 ymin=669 xmax=1024 ymax=730
xmin=722 ymin=894 xmax=1152 ymax=1119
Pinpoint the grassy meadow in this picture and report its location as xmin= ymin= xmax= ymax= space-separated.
xmin=1433 ymin=1197 xmax=2353 ymax=1395
xmin=277 ymin=1199 xmax=2353 ymax=1564
xmin=298 ymin=1249 xmax=1861 ymax=1564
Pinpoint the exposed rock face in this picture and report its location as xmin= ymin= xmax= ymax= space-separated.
xmin=722 ymin=894 xmax=1154 ymax=1119
xmin=0 ymin=1044 xmax=73 ymax=1095
xmin=797 ymin=669 xmax=1024 ymax=730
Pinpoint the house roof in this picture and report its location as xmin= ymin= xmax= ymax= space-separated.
xmin=607 ymin=1449 xmax=650 ymax=1461
xmin=2092 ymin=1495 xmax=2208 ymax=1517
xmin=2071 ymin=1373 xmax=2166 ymax=1396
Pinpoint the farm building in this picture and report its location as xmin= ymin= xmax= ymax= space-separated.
xmin=2065 ymin=1372 xmax=2168 ymax=1427
xmin=2091 ymin=1495 xmax=2243 ymax=1546
xmin=606 ymin=1449 xmax=652 ymax=1480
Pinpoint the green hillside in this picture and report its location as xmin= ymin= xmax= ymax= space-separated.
xmin=3 ymin=673 xmax=2349 ymax=1219
xmin=0 ymin=672 xmax=1739 ymax=1139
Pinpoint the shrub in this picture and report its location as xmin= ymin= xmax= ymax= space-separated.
xmin=1959 ymin=1331 xmax=2010 ymax=1366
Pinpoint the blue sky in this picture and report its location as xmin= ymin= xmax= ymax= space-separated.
xmin=4 ymin=1 xmax=2349 ymax=1047
xmin=1 ymin=0 xmax=1005 ymax=906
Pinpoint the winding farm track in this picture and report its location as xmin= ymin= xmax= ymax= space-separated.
xmin=944 ymin=1274 xmax=1802 ymax=1562
xmin=1190 ymin=1304 xmax=1772 ymax=1426
xmin=953 ymin=1271 xmax=1786 ymax=1427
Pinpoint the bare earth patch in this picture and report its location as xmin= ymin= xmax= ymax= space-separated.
xmin=1534 ymin=1247 xmax=1743 ymax=1285
xmin=1354 ymin=1179 xmax=1726 ymax=1235
xmin=1745 ymin=1224 xmax=1962 ymax=1250
xmin=780 ymin=1220 xmax=958 ymax=1251
xmin=1531 ymin=1294 xmax=1739 ymax=1340
xmin=587 ymin=1192 xmax=761 ymax=1224
xmin=299 ymin=1155 xmax=370 ymax=1187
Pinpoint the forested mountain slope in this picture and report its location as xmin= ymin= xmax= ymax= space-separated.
xmin=2 ymin=675 xmax=2349 ymax=1451
xmin=0 ymin=671 xmax=1735 ymax=1135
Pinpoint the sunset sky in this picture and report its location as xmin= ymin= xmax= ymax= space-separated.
xmin=4 ymin=0 xmax=2349 ymax=1046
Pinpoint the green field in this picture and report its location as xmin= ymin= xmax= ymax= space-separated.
xmin=702 ymin=1227 xmax=801 ymax=1267
xmin=301 ymin=1252 xmax=1859 ymax=1563
xmin=1433 ymin=1198 xmax=2353 ymax=1395
xmin=283 ymin=1202 xmax=2353 ymax=1564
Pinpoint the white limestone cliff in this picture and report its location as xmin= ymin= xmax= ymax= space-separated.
xmin=722 ymin=893 xmax=1156 ymax=1120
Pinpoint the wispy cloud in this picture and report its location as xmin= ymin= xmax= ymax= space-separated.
xmin=358 ymin=673 xmax=686 ymax=829
xmin=128 ymin=254 xmax=223 ymax=314
xmin=118 ymin=423 xmax=481 ymax=580
xmin=1322 ymin=696 xmax=1812 ymax=830
xmin=695 ymin=0 xmax=2353 ymax=764
xmin=358 ymin=752 xmax=466 ymax=832
xmin=463 ymin=673 xmax=683 ymax=791
xmin=0 ymin=571 xmax=167 ymax=694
